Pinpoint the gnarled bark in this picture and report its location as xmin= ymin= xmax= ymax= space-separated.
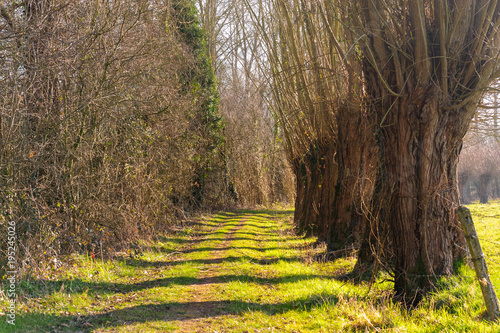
xmin=293 ymin=139 xmax=337 ymax=241
xmin=371 ymin=92 xmax=468 ymax=303
xmin=478 ymin=174 xmax=492 ymax=204
xmin=348 ymin=0 xmax=500 ymax=304
xmin=327 ymin=107 xmax=376 ymax=256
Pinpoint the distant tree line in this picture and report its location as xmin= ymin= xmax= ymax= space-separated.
xmin=197 ymin=0 xmax=296 ymax=206
xmin=459 ymin=106 xmax=500 ymax=205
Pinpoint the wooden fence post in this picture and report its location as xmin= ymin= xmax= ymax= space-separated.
xmin=457 ymin=206 xmax=499 ymax=321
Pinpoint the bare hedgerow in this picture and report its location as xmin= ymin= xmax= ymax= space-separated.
xmin=0 ymin=0 xmax=227 ymax=275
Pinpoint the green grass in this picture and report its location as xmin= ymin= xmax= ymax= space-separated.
xmin=2 ymin=205 xmax=500 ymax=332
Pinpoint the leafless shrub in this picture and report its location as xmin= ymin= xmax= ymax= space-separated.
xmin=0 ymin=0 xmax=228 ymax=275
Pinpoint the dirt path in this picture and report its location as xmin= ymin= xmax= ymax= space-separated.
xmin=174 ymin=215 xmax=249 ymax=332
xmin=11 ymin=208 xmax=345 ymax=333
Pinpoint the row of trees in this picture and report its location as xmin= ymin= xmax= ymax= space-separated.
xmin=234 ymin=0 xmax=500 ymax=303
xmin=459 ymin=139 xmax=500 ymax=204
xmin=460 ymin=92 xmax=500 ymax=204
xmin=0 ymin=0 xmax=233 ymax=272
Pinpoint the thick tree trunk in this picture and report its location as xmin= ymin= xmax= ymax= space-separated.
xmin=351 ymin=0 xmax=500 ymax=305
xmin=316 ymin=144 xmax=338 ymax=241
xmin=327 ymin=108 xmax=376 ymax=256
xmin=293 ymin=153 xmax=321 ymax=237
xmin=293 ymin=110 xmax=376 ymax=251
xmin=293 ymin=140 xmax=337 ymax=241
xmin=372 ymin=93 xmax=468 ymax=304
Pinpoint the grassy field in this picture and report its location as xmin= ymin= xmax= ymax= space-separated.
xmin=2 ymin=203 xmax=500 ymax=332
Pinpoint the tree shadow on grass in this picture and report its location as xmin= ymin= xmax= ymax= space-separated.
xmin=155 ymin=236 xmax=289 ymax=244
xmin=233 ymin=222 xmax=276 ymax=230
xmin=197 ymin=231 xmax=273 ymax=237
xmin=142 ymin=244 xmax=307 ymax=255
xmin=237 ymin=209 xmax=294 ymax=216
xmin=155 ymin=211 xmax=296 ymax=247
xmin=161 ymin=212 xmax=244 ymax=234
xmin=18 ymin=271 xmax=339 ymax=299
xmin=11 ymin=293 xmax=339 ymax=333
xmin=124 ymin=254 xmax=307 ymax=268
xmin=179 ymin=245 xmax=306 ymax=254
xmin=142 ymin=240 xmax=309 ymax=255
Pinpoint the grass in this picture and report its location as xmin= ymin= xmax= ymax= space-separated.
xmin=2 ymin=204 xmax=500 ymax=332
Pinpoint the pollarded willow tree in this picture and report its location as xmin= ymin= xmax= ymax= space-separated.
xmin=249 ymin=0 xmax=376 ymax=247
xmin=271 ymin=0 xmax=340 ymax=240
xmin=248 ymin=0 xmax=338 ymax=239
xmin=347 ymin=0 xmax=500 ymax=302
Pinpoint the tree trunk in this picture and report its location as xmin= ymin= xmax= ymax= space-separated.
xmin=293 ymin=152 xmax=322 ymax=237
xmin=293 ymin=139 xmax=337 ymax=241
xmin=458 ymin=173 xmax=471 ymax=204
xmin=355 ymin=125 xmax=390 ymax=272
xmin=372 ymin=93 xmax=468 ymax=304
xmin=494 ymin=177 xmax=500 ymax=200
xmin=478 ymin=174 xmax=491 ymax=204
xmin=350 ymin=0 xmax=500 ymax=305
xmin=327 ymin=107 xmax=376 ymax=256
xmin=316 ymin=143 xmax=338 ymax=241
